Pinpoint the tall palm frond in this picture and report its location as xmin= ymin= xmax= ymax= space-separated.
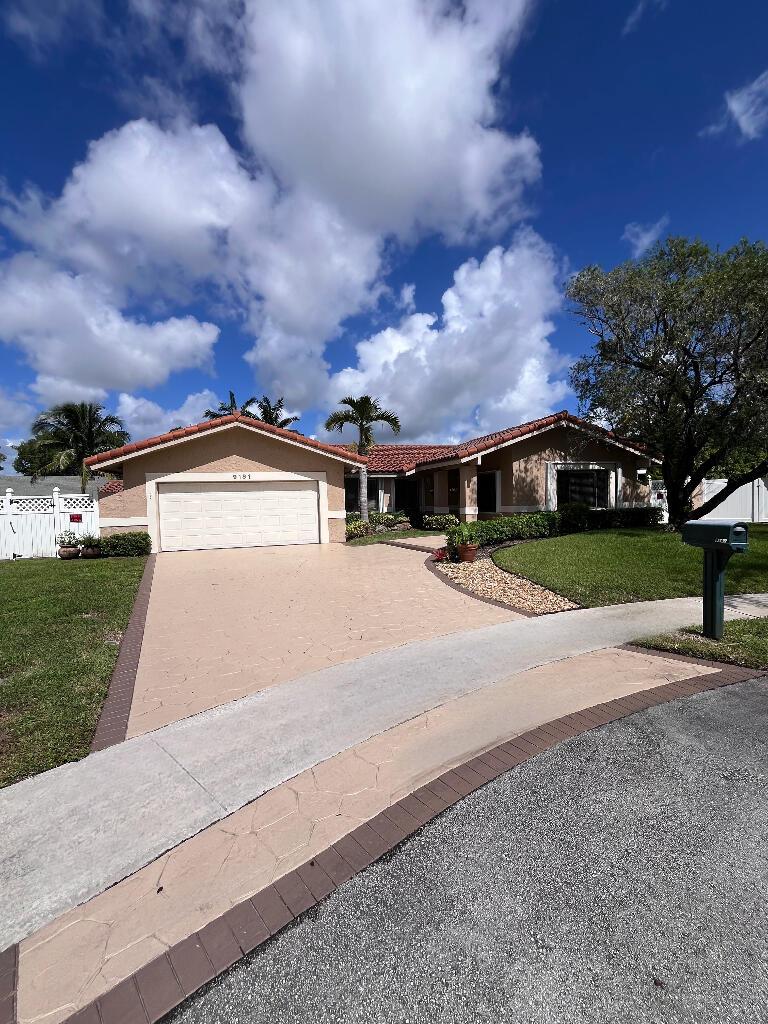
xmin=324 ymin=395 xmax=401 ymax=522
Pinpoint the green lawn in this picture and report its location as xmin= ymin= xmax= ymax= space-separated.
xmin=0 ymin=556 xmax=146 ymax=788
xmin=348 ymin=529 xmax=444 ymax=547
xmin=493 ymin=526 xmax=768 ymax=607
xmin=636 ymin=616 xmax=768 ymax=671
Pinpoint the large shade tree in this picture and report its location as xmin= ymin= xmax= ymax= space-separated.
xmin=15 ymin=403 xmax=130 ymax=492
xmin=324 ymin=396 xmax=401 ymax=521
xmin=567 ymin=237 xmax=768 ymax=528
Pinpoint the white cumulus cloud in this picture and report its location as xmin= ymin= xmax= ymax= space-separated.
xmin=326 ymin=228 xmax=570 ymax=442
xmin=0 ymin=0 xmax=554 ymax=431
xmin=0 ymin=254 xmax=219 ymax=404
xmin=621 ymin=214 xmax=669 ymax=258
xmin=116 ymin=389 xmax=220 ymax=438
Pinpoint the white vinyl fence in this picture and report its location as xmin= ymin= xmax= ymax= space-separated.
xmin=700 ymin=478 xmax=768 ymax=523
xmin=0 ymin=487 xmax=99 ymax=560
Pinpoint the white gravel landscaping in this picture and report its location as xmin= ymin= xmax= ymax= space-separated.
xmin=434 ymin=552 xmax=579 ymax=615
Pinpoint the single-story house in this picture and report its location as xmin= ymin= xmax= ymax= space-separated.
xmin=350 ymin=410 xmax=654 ymax=521
xmin=87 ymin=409 xmax=654 ymax=553
xmin=88 ymin=414 xmax=367 ymax=551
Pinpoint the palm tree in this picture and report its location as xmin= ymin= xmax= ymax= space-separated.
xmin=256 ymin=395 xmax=300 ymax=429
xmin=204 ymin=391 xmax=259 ymax=419
xmin=25 ymin=403 xmax=130 ymax=493
xmin=324 ymin=396 xmax=401 ymax=521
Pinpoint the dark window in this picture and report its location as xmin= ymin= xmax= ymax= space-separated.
xmin=477 ymin=472 xmax=496 ymax=514
xmin=556 ymin=469 xmax=610 ymax=508
xmin=447 ymin=468 xmax=460 ymax=509
xmin=367 ymin=477 xmax=379 ymax=511
xmin=344 ymin=476 xmax=359 ymax=512
xmin=423 ymin=474 xmax=435 ymax=508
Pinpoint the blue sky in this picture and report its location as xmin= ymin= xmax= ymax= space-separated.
xmin=1 ymin=0 xmax=766 ymax=457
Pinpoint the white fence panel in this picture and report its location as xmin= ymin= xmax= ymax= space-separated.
xmin=700 ymin=478 xmax=768 ymax=523
xmin=1 ymin=488 xmax=99 ymax=560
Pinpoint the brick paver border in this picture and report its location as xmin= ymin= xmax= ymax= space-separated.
xmin=6 ymin=653 xmax=764 ymax=1024
xmin=90 ymin=554 xmax=157 ymax=752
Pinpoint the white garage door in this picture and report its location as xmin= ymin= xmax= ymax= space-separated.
xmin=158 ymin=480 xmax=320 ymax=551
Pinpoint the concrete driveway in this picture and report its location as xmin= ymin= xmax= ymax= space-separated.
xmin=128 ymin=544 xmax=517 ymax=736
xmin=168 ymin=677 xmax=768 ymax=1024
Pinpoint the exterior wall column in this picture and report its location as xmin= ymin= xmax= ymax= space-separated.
xmin=459 ymin=462 xmax=478 ymax=522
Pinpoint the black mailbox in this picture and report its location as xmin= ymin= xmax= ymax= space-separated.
xmin=681 ymin=518 xmax=749 ymax=640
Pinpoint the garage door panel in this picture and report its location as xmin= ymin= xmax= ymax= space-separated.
xmin=158 ymin=480 xmax=320 ymax=551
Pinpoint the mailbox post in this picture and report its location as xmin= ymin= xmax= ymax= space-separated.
xmin=681 ymin=519 xmax=749 ymax=640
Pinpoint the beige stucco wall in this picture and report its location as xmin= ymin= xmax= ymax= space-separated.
xmin=98 ymin=425 xmax=350 ymax=542
xmin=476 ymin=425 xmax=650 ymax=510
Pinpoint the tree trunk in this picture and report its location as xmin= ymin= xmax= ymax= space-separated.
xmin=358 ymin=464 xmax=368 ymax=522
xmin=358 ymin=424 xmax=369 ymax=522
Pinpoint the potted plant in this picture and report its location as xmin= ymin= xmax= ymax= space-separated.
xmin=56 ymin=530 xmax=81 ymax=559
xmin=79 ymin=533 xmax=102 ymax=558
xmin=448 ymin=523 xmax=479 ymax=563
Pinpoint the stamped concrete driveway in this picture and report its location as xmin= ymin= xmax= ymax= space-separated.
xmin=128 ymin=544 xmax=517 ymax=736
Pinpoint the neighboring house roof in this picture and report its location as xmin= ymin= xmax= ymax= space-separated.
xmin=365 ymin=411 xmax=654 ymax=475
xmin=83 ymin=414 xmax=370 ymax=470
xmin=98 ymin=480 xmax=124 ymax=499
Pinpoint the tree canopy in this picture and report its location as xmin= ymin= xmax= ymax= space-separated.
xmin=256 ymin=395 xmax=300 ymax=429
xmin=324 ymin=395 xmax=401 ymax=452
xmin=204 ymin=391 xmax=258 ymax=419
xmin=14 ymin=403 xmax=130 ymax=492
xmin=567 ymin=237 xmax=768 ymax=527
xmin=324 ymin=395 xmax=401 ymax=522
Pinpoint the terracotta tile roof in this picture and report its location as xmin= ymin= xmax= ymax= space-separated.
xmin=366 ymin=411 xmax=651 ymax=474
xmin=97 ymin=480 xmax=124 ymax=498
xmin=83 ymin=414 xmax=370 ymax=468
xmin=364 ymin=444 xmax=455 ymax=472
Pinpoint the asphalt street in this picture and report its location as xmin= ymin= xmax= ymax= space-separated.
xmin=168 ymin=677 xmax=768 ymax=1024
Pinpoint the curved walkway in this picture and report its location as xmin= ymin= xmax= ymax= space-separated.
xmin=169 ymin=677 xmax=768 ymax=1024
xmin=2 ymin=593 xmax=767 ymax=953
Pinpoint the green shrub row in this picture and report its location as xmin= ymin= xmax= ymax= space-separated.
xmin=100 ymin=531 xmax=152 ymax=557
xmin=346 ymin=519 xmax=372 ymax=540
xmin=445 ymin=504 xmax=662 ymax=553
xmin=422 ymin=513 xmax=460 ymax=530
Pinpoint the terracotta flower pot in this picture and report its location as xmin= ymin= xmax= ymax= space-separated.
xmin=457 ymin=543 xmax=478 ymax=563
xmin=81 ymin=547 xmax=101 ymax=559
xmin=58 ymin=547 xmax=80 ymax=560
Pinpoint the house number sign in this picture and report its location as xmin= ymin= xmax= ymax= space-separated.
xmin=232 ymin=474 xmax=252 ymax=480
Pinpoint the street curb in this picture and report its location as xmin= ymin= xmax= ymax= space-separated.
xmin=25 ymin=657 xmax=762 ymax=1024
xmin=90 ymin=554 xmax=156 ymax=752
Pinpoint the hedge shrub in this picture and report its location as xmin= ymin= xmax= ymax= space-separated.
xmin=422 ymin=513 xmax=460 ymax=531
xmin=100 ymin=531 xmax=152 ymax=557
xmin=346 ymin=519 xmax=372 ymax=540
xmin=444 ymin=505 xmax=662 ymax=555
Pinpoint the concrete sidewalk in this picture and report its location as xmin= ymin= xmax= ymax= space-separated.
xmin=2 ymin=593 xmax=767 ymax=948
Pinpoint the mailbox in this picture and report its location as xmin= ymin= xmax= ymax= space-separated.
xmin=681 ymin=519 xmax=749 ymax=554
xmin=681 ymin=518 xmax=749 ymax=640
